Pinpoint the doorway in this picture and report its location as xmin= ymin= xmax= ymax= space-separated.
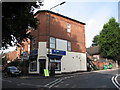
xmin=39 ymin=59 xmax=46 ymax=74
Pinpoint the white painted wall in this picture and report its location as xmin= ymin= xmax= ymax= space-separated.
xmin=29 ymin=42 xmax=87 ymax=74
xmin=56 ymin=38 xmax=67 ymax=51
xmin=61 ymin=51 xmax=87 ymax=73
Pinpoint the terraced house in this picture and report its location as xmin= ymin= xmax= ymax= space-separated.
xmin=18 ymin=10 xmax=87 ymax=75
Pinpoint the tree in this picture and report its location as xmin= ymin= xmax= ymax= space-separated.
xmin=2 ymin=2 xmax=39 ymax=49
xmin=97 ymin=17 xmax=120 ymax=60
xmin=92 ymin=35 xmax=99 ymax=46
xmin=2 ymin=53 xmax=8 ymax=67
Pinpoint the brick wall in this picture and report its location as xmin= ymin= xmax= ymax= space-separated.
xmin=17 ymin=39 xmax=30 ymax=59
xmin=8 ymin=51 xmax=17 ymax=61
xmin=30 ymin=11 xmax=86 ymax=53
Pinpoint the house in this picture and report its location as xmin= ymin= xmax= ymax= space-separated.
xmin=7 ymin=50 xmax=17 ymax=63
xmin=86 ymin=46 xmax=118 ymax=70
xmin=17 ymin=10 xmax=87 ymax=74
xmin=17 ymin=38 xmax=30 ymax=60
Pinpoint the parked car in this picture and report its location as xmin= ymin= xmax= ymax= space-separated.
xmin=7 ymin=66 xmax=21 ymax=76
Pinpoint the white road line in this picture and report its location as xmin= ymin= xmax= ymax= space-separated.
xmin=115 ymin=74 xmax=120 ymax=87
xmin=112 ymin=76 xmax=120 ymax=90
xmin=48 ymin=79 xmax=62 ymax=88
xmin=44 ymin=78 xmax=60 ymax=87
xmin=46 ymin=76 xmax=76 ymax=88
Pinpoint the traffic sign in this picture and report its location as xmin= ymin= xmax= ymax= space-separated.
xmin=23 ymin=52 xmax=29 ymax=60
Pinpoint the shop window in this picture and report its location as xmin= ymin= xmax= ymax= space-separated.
xmin=67 ymin=41 xmax=71 ymax=51
xmin=50 ymin=37 xmax=55 ymax=49
xmin=30 ymin=60 xmax=37 ymax=72
xmin=50 ymin=59 xmax=61 ymax=71
xmin=32 ymin=39 xmax=36 ymax=50
xmin=54 ymin=62 xmax=61 ymax=71
xmin=67 ymin=23 xmax=71 ymax=33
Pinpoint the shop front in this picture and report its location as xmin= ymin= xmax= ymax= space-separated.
xmin=29 ymin=49 xmax=38 ymax=74
xmin=47 ymin=49 xmax=66 ymax=73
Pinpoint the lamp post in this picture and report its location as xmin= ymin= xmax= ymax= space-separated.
xmin=48 ymin=1 xmax=66 ymax=71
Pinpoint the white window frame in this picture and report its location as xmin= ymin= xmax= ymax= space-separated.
xmin=67 ymin=41 xmax=71 ymax=51
xmin=67 ymin=23 xmax=71 ymax=33
xmin=50 ymin=37 xmax=55 ymax=49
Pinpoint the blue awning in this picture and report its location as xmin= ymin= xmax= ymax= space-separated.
xmin=29 ymin=55 xmax=37 ymax=60
xmin=47 ymin=54 xmax=62 ymax=59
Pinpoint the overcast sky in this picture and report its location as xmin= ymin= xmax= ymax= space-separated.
xmin=2 ymin=0 xmax=119 ymax=53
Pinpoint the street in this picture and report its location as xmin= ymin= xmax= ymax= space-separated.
xmin=1 ymin=68 xmax=120 ymax=89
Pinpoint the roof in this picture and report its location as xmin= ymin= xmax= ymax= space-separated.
xmin=86 ymin=46 xmax=100 ymax=55
xmin=34 ymin=10 xmax=86 ymax=25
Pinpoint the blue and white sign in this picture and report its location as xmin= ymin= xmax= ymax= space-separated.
xmin=52 ymin=49 xmax=66 ymax=55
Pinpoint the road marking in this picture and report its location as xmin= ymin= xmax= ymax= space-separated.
xmin=44 ymin=78 xmax=60 ymax=87
xmin=45 ymin=75 xmax=76 ymax=88
xmin=115 ymin=74 xmax=120 ymax=87
xmin=112 ymin=75 xmax=120 ymax=90
xmin=48 ymin=79 xmax=63 ymax=88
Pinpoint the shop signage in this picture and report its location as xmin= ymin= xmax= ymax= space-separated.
xmin=52 ymin=49 xmax=66 ymax=55
xmin=30 ymin=49 xmax=38 ymax=56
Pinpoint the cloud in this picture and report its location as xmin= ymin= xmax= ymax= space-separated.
xmin=85 ymin=2 xmax=117 ymax=48
xmin=40 ymin=0 xmax=57 ymax=10
xmin=85 ymin=19 xmax=104 ymax=48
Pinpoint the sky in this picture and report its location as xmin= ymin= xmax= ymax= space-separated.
xmin=2 ymin=0 xmax=119 ymax=53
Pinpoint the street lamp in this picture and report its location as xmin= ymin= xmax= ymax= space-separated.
xmin=48 ymin=1 xmax=66 ymax=71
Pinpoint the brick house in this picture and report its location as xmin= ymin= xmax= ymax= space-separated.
xmin=17 ymin=38 xmax=30 ymax=60
xmin=86 ymin=46 xmax=118 ymax=70
xmin=7 ymin=50 xmax=17 ymax=63
xmin=18 ymin=10 xmax=87 ymax=74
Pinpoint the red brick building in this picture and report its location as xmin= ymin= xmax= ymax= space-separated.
xmin=17 ymin=38 xmax=30 ymax=60
xmin=18 ymin=10 xmax=87 ymax=74
xmin=7 ymin=50 xmax=17 ymax=63
xmin=30 ymin=10 xmax=86 ymax=53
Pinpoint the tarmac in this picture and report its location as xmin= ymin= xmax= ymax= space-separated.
xmin=18 ymin=68 xmax=120 ymax=79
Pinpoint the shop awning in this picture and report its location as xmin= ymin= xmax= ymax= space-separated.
xmin=29 ymin=55 xmax=37 ymax=60
xmin=47 ymin=54 xmax=62 ymax=59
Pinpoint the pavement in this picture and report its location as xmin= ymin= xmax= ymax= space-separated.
xmin=18 ymin=68 xmax=120 ymax=79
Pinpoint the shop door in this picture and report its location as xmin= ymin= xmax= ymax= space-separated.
xmin=39 ymin=59 xmax=46 ymax=74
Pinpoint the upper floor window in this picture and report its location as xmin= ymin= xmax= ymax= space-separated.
xmin=67 ymin=23 xmax=71 ymax=33
xmin=32 ymin=39 xmax=36 ymax=50
xmin=67 ymin=41 xmax=71 ymax=51
xmin=50 ymin=37 xmax=55 ymax=49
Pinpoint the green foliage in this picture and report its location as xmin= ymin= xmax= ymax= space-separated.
xmin=2 ymin=2 xmax=39 ymax=49
xmin=92 ymin=35 xmax=99 ymax=46
xmin=2 ymin=53 xmax=8 ymax=66
xmin=97 ymin=17 xmax=120 ymax=60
